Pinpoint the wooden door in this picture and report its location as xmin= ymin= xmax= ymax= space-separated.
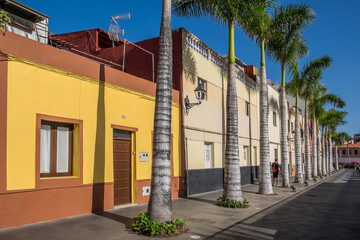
xmin=113 ymin=139 xmax=131 ymax=205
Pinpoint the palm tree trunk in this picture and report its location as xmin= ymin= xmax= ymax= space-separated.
xmin=147 ymin=0 xmax=173 ymax=223
xmin=223 ymin=22 xmax=242 ymax=202
xmin=328 ymin=132 xmax=333 ymax=173
xmin=280 ymin=65 xmax=290 ymax=187
xmin=324 ymin=136 xmax=328 ymax=174
xmin=295 ymin=93 xmax=303 ymax=183
xmin=312 ymin=117 xmax=317 ymax=177
xmin=316 ymin=129 xmax=321 ymax=175
xmin=304 ymin=100 xmax=311 ymax=180
xmin=324 ymin=130 xmax=329 ymax=174
xmin=335 ymin=145 xmax=339 ymax=170
xmin=259 ymin=40 xmax=273 ymax=194
xmin=321 ymin=127 xmax=326 ymax=174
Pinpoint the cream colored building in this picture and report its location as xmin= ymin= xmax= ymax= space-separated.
xmin=182 ymin=29 xmax=259 ymax=195
xmin=266 ymin=80 xmax=306 ymax=177
xmin=286 ymin=94 xmax=306 ymax=176
xmin=267 ymin=81 xmax=281 ymax=165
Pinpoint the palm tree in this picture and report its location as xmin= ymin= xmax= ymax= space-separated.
xmin=311 ymin=85 xmax=345 ymax=176
xmin=286 ymin=56 xmax=331 ymax=182
xmin=239 ymin=0 xmax=280 ymax=194
xmin=147 ymin=0 xmax=174 ymax=223
xmin=333 ymin=131 xmax=350 ymax=170
xmin=267 ymin=4 xmax=315 ymax=186
xmin=323 ymin=109 xmax=347 ymax=173
xmin=172 ymin=0 xmax=247 ymax=202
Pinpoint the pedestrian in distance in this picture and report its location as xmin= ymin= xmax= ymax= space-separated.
xmin=272 ymin=159 xmax=281 ymax=187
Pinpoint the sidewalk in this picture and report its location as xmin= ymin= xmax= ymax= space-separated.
xmin=0 ymin=171 xmax=343 ymax=240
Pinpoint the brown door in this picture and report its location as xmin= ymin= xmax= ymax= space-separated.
xmin=113 ymin=139 xmax=131 ymax=205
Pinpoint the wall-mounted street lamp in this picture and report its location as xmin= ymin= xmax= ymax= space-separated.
xmin=184 ymin=82 xmax=206 ymax=115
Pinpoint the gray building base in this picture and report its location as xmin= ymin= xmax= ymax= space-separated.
xmin=186 ymin=166 xmax=259 ymax=196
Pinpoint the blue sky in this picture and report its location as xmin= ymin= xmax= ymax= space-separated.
xmin=22 ymin=0 xmax=359 ymax=136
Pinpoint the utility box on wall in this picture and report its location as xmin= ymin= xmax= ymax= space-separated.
xmin=140 ymin=152 xmax=149 ymax=162
xmin=142 ymin=186 xmax=151 ymax=196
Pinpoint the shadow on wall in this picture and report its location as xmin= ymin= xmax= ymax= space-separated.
xmin=182 ymin=43 xmax=198 ymax=84
xmin=92 ymin=64 xmax=106 ymax=212
xmin=268 ymin=96 xmax=279 ymax=113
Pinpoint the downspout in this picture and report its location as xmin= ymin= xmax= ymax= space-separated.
xmin=248 ymin=87 xmax=254 ymax=183
xmin=179 ymin=29 xmax=187 ymax=197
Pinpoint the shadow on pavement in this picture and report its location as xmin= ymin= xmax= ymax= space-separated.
xmin=183 ymin=197 xmax=217 ymax=205
xmin=203 ymin=223 xmax=276 ymax=240
xmin=94 ymin=212 xmax=134 ymax=229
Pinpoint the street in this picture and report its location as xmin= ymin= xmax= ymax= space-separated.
xmin=207 ymin=169 xmax=360 ymax=239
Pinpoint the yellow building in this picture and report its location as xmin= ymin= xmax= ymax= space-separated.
xmin=0 ymin=32 xmax=182 ymax=229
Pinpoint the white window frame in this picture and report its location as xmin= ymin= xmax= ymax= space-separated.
xmin=205 ymin=142 xmax=212 ymax=168
xmin=243 ymin=146 xmax=248 ymax=166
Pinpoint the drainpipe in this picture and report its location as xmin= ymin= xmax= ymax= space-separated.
xmin=248 ymin=87 xmax=254 ymax=183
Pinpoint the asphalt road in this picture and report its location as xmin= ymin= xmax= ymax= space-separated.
xmin=207 ymin=169 xmax=360 ymax=240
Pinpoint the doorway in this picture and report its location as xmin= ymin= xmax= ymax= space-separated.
xmin=113 ymin=129 xmax=131 ymax=205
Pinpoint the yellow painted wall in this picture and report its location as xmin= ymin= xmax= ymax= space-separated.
xmin=6 ymin=59 xmax=181 ymax=192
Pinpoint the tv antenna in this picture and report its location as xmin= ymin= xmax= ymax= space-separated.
xmin=108 ymin=13 xmax=130 ymax=47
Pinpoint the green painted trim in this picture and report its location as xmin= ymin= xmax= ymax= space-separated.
xmin=228 ymin=23 xmax=235 ymax=64
xmin=261 ymin=40 xmax=265 ymax=67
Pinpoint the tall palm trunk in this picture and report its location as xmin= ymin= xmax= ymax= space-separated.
xmin=259 ymin=40 xmax=273 ymax=194
xmin=304 ymin=100 xmax=311 ymax=180
xmin=312 ymin=117 xmax=317 ymax=177
xmin=295 ymin=93 xmax=303 ymax=183
xmin=324 ymin=130 xmax=330 ymax=174
xmin=147 ymin=0 xmax=173 ymax=223
xmin=335 ymin=145 xmax=339 ymax=170
xmin=280 ymin=65 xmax=290 ymax=187
xmin=223 ymin=23 xmax=242 ymax=201
xmin=321 ymin=127 xmax=326 ymax=175
xmin=328 ymin=131 xmax=333 ymax=173
xmin=324 ymin=135 xmax=328 ymax=174
xmin=316 ymin=129 xmax=321 ymax=175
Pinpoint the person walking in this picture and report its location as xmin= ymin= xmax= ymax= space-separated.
xmin=272 ymin=159 xmax=281 ymax=187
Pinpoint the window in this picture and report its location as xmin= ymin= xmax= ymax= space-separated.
xmin=273 ymin=112 xmax=277 ymax=126
xmin=291 ymin=122 xmax=294 ymax=133
xmin=342 ymin=150 xmax=346 ymax=155
xmin=40 ymin=120 xmax=73 ymax=177
xmin=332 ymin=150 xmax=335 ymax=155
xmin=349 ymin=150 xmax=352 ymax=155
xmin=197 ymin=78 xmax=207 ymax=100
xmin=355 ymin=150 xmax=358 ymax=155
xmin=243 ymin=146 xmax=248 ymax=166
xmin=275 ymin=149 xmax=278 ymax=161
xmin=204 ymin=143 xmax=212 ymax=168
xmin=245 ymin=102 xmax=250 ymax=116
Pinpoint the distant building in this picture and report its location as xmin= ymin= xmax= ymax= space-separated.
xmin=333 ymin=142 xmax=360 ymax=164
xmin=0 ymin=0 xmax=49 ymax=44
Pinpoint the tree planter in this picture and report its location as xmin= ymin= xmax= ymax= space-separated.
xmin=132 ymin=213 xmax=187 ymax=237
xmin=216 ymin=197 xmax=249 ymax=208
